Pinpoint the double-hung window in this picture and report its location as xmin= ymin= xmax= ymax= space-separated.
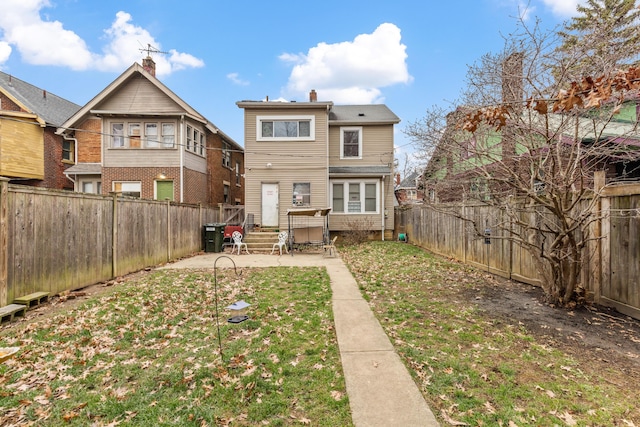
xmin=332 ymin=181 xmax=378 ymax=213
xmin=162 ymin=123 xmax=175 ymax=148
xmin=222 ymin=142 xmax=231 ymax=168
xmin=257 ymin=116 xmax=314 ymax=141
xmin=110 ymin=120 xmax=175 ymax=149
xmin=62 ymin=140 xmax=74 ymax=162
xmin=112 ymin=123 xmax=125 ymax=148
xmin=340 ymin=127 xmax=362 ymax=159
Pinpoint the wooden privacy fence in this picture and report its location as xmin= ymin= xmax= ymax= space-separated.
xmin=395 ymin=183 xmax=640 ymax=321
xmin=0 ymin=179 xmax=221 ymax=306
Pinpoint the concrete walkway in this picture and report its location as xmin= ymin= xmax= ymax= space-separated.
xmin=161 ymin=252 xmax=440 ymax=427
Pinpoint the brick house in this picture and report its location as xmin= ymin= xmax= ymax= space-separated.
xmin=58 ymin=57 xmax=243 ymax=205
xmin=0 ymin=71 xmax=81 ymax=190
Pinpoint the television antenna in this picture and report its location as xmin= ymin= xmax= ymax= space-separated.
xmin=139 ymin=43 xmax=168 ymax=58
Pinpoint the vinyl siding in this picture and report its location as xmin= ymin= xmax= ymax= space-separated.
xmin=243 ymin=108 xmax=329 ymax=227
xmin=99 ymin=77 xmax=183 ymax=113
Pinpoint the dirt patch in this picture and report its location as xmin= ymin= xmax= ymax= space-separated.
xmin=470 ymin=276 xmax=640 ymax=377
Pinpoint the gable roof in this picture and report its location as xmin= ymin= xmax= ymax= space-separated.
xmin=329 ymin=104 xmax=400 ymax=125
xmin=56 ymin=62 xmax=242 ymax=150
xmin=0 ymin=71 xmax=81 ymax=126
xmin=398 ymin=170 xmax=420 ymax=189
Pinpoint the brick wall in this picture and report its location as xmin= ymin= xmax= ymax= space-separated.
xmin=206 ymin=132 xmax=244 ymax=205
xmin=102 ymin=167 xmax=180 ymax=200
xmin=76 ymin=117 xmax=102 ymax=162
xmin=0 ymin=93 xmax=22 ymax=112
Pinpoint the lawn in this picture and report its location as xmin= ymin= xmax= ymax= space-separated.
xmin=0 ymin=268 xmax=351 ymax=426
xmin=2 ymin=242 xmax=639 ymax=426
xmin=340 ymin=241 xmax=640 ymax=426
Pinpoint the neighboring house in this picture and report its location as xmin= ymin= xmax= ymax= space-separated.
xmin=424 ymin=97 xmax=640 ymax=201
xmin=394 ymin=170 xmax=424 ymax=205
xmin=237 ymin=90 xmax=399 ymax=239
xmin=0 ymin=71 xmax=81 ymax=190
xmin=58 ymin=57 xmax=244 ymax=205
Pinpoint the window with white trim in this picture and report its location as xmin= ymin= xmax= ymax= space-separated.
xmin=340 ymin=127 xmax=362 ymax=159
xmin=109 ymin=120 xmax=176 ymax=149
xmin=292 ymin=182 xmax=311 ymax=207
xmin=113 ymin=181 xmax=141 ymax=198
xmin=62 ymin=140 xmax=74 ymax=162
xmin=257 ymin=115 xmax=314 ymax=141
xmin=331 ymin=181 xmax=378 ymax=213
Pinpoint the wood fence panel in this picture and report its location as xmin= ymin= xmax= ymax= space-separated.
xmin=115 ymin=198 xmax=168 ymax=276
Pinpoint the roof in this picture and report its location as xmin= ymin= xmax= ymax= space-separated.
xmin=0 ymin=71 xmax=81 ymax=126
xmin=329 ymin=104 xmax=400 ymax=125
xmin=63 ymin=163 xmax=102 ymax=175
xmin=329 ymin=166 xmax=392 ymax=176
xmin=398 ymin=170 xmax=420 ymax=188
xmin=58 ymin=62 xmax=243 ymax=151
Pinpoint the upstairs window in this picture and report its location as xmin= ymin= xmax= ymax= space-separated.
xmin=340 ymin=127 xmax=362 ymax=159
xmin=162 ymin=123 xmax=175 ymax=148
xmin=109 ymin=120 xmax=175 ymax=149
xmin=222 ymin=141 xmax=231 ymax=168
xmin=112 ymin=123 xmax=125 ymax=148
xmin=257 ymin=115 xmax=314 ymax=141
xmin=62 ymin=140 xmax=74 ymax=162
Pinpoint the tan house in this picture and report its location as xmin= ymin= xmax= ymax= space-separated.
xmin=58 ymin=57 xmax=244 ymax=205
xmin=0 ymin=71 xmax=80 ymax=189
xmin=237 ymin=91 xmax=399 ymax=239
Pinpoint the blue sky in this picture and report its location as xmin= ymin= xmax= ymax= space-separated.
xmin=0 ymin=0 xmax=585 ymax=173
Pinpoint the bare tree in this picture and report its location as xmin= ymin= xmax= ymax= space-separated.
xmin=407 ymin=18 xmax=640 ymax=306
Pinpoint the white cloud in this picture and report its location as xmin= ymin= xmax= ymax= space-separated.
xmin=280 ymin=23 xmax=412 ymax=104
xmin=0 ymin=42 xmax=12 ymax=65
xmin=539 ymin=0 xmax=584 ymax=17
xmin=0 ymin=1 xmax=203 ymax=76
xmin=227 ymin=72 xmax=250 ymax=86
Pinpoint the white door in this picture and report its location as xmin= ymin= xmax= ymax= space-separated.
xmin=261 ymin=183 xmax=279 ymax=227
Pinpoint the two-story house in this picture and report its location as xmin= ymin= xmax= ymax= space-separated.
xmin=237 ymin=90 xmax=399 ymax=239
xmin=58 ymin=57 xmax=244 ymax=205
xmin=0 ymin=71 xmax=81 ymax=189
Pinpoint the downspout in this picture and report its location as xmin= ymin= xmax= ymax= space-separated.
xmin=381 ymin=175 xmax=385 ymax=241
xmin=179 ymin=115 xmax=185 ymax=203
xmin=62 ymin=134 xmax=78 ymax=190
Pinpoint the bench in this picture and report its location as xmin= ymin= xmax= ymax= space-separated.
xmin=14 ymin=291 xmax=50 ymax=308
xmin=0 ymin=304 xmax=27 ymax=323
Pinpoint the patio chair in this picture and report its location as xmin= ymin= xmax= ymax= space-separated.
xmin=270 ymin=231 xmax=289 ymax=255
xmin=323 ymin=235 xmax=338 ymax=257
xmin=231 ymin=231 xmax=250 ymax=255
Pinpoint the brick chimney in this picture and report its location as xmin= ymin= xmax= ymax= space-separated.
xmin=309 ymin=89 xmax=317 ymax=102
xmin=396 ymin=173 xmax=401 ymax=186
xmin=142 ymin=56 xmax=156 ymax=77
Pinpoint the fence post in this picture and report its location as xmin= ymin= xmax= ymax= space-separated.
xmin=112 ymin=192 xmax=118 ymax=278
xmin=591 ymin=171 xmax=605 ymax=304
xmin=167 ymin=200 xmax=171 ymax=262
xmin=0 ymin=177 xmax=9 ymax=306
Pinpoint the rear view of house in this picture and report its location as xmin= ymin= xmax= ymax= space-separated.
xmin=58 ymin=57 xmax=243 ymax=206
xmin=237 ymin=90 xmax=399 ymax=239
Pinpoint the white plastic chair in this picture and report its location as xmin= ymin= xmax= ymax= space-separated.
xmin=270 ymin=231 xmax=289 ymax=255
xmin=231 ymin=231 xmax=249 ymax=255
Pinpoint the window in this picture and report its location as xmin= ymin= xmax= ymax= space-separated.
xmin=109 ymin=120 xmax=175 ymax=149
xmin=113 ymin=181 xmax=141 ymax=198
xmin=112 ymin=123 xmax=124 ymax=147
xmin=128 ymin=123 xmax=141 ymax=148
xmin=257 ymin=115 xmax=314 ymax=141
xmin=185 ymin=125 xmax=205 ymax=155
xmin=186 ymin=125 xmax=192 ymax=151
xmin=223 ymin=184 xmax=229 ymax=203
xmin=222 ymin=142 xmax=231 ymax=168
xmin=235 ymin=161 xmax=241 ymax=185
xmin=200 ymin=133 xmax=205 ymax=155
xmin=162 ymin=123 xmax=175 ymax=148
xmin=293 ymin=183 xmax=311 ymax=207
xmin=331 ymin=181 xmax=379 ymax=213
xmin=62 ymin=140 xmax=74 ymax=162
xmin=145 ymin=123 xmax=159 ymax=148
xmin=341 ymin=127 xmax=362 ymax=159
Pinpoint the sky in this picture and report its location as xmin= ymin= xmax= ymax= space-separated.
xmin=0 ymin=0 xmax=586 ymax=175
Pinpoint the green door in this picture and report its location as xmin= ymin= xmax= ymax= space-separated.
xmin=156 ymin=180 xmax=174 ymax=201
